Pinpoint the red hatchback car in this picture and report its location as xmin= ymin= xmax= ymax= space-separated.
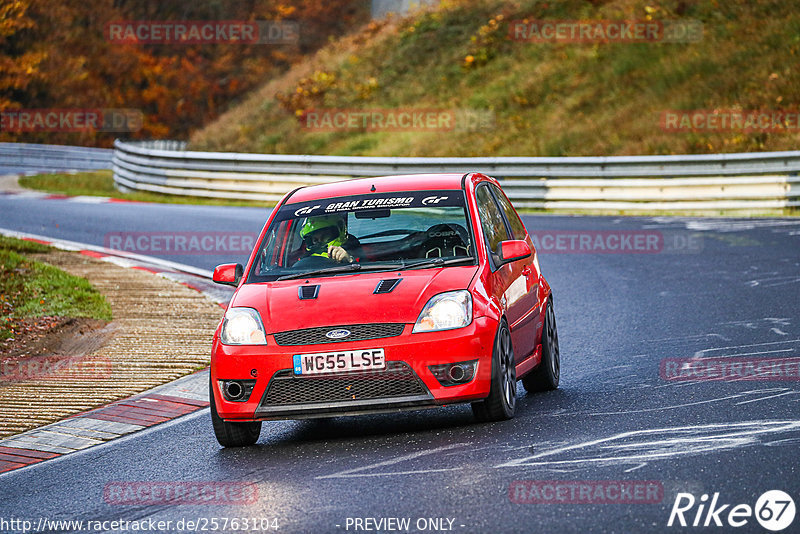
xmin=210 ymin=173 xmax=559 ymax=446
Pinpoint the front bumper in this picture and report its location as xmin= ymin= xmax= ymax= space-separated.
xmin=211 ymin=316 xmax=496 ymax=421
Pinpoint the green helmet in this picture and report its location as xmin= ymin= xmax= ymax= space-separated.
xmin=300 ymin=215 xmax=347 ymax=254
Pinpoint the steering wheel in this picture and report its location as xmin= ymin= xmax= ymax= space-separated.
xmin=292 ymin=253 xmax=337 ymax=269
xmin=420 ymin=224 xmax=470 ymax=258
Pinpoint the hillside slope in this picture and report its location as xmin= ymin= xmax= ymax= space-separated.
xmin=190 ymin=0 xmax=800 ymax=157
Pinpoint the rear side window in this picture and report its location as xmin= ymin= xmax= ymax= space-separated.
xmin=475 ymin=184 xmax=510 ymax=253
xmin=490 ymin=184 xmax=527 ymax=240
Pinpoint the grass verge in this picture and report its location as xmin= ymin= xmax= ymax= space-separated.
xmin=18 ymin=171 xmax=275 ymax=208
xmin=0 ymin=236 xmax=112 ymax=341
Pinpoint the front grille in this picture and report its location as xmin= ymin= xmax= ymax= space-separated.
xmin=259 ymin=362 xmax=428 ymax=406
xmin=272 ymin=323 xmax=405 ymax=346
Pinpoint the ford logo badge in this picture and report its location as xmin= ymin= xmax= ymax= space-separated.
xmin=326 ymin=329 xmax=351 ymax=339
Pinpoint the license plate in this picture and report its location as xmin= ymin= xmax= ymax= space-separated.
xmin=293 ymin=349 xmax=386 ymax=376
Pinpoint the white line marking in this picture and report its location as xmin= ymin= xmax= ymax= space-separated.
xmin=691 ymin=339 xmax=800 ymax=360
xmin=578 ymin=394 xmax=744 ymax=416
xmin=67 ymin=196 xmax=112 ymax=203
xmin=644 ymin=333 xmax=730 ymax=343
xmin=734 ymin=391 xmax=798 ymax=406
xmin=316 ymin=443 xmax=469 ymax=479
xmin=747 ymin=277 xmax=800 ymax=288
xmin=319 ymin=468 xmax=462 ymax=478
xmin=569 ymin=390 xmax=787 ymax=416
xmin=495 ymin=420 xmax=800 ymax=469
xmin=690 ymin=348 xmax=794 ymax=361
xmin=624 ymin=463 xmax=648 ymax=473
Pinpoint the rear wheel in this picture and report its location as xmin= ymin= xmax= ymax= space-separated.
xmin=522 ymin=298 xmax=560 ymax=393
xmin=210 ymin=380 xmax=262 ymax=447
xmin=472 ymin=320 xmax=516 ymax=422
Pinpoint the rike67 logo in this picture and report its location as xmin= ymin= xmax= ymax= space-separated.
xmin=668 ymin=490 xmax=796 ymax=531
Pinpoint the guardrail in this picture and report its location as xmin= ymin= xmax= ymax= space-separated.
xmin=0 ymin=143 xmax=113 ymax=174
xmin=110 ymin=139 xmax=793 ymax=211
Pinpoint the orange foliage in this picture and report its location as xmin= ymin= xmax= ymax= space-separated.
xmin=0 ymin=0 xmax=369 ymax=146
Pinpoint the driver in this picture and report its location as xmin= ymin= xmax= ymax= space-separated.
xmin=299 ymin=214 xmax=360 ymax=264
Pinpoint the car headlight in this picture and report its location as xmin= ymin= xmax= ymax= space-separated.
xmin=220 ymin=307 xmax=267 ymax=345
xmin=413 ymin=290 xmax=473 ymax=333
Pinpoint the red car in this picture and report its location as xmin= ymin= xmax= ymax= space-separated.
xmin=210 ymin=173 xmax=559 ymax=447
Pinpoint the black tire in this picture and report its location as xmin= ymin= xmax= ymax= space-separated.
xmin=210 ymin=380 xmax=262 ymax=447
xmin=522 ymin=298 xmax=560 ymax=393
xmin=472 ymin=320 xmax=516 ymax=422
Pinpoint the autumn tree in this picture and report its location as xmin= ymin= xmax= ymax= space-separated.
xmin=0 ymin=0 xmax=369 ymax=146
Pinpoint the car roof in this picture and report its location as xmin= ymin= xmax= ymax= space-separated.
xmin=285 ymin=173 xmax=470 ymax=204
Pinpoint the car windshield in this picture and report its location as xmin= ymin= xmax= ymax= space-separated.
xmin=247 ymin=190 xmax=476 ymax=282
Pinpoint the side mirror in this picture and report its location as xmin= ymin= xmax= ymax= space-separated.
xmin=213 ymin=263 xmax=244 ymax=287
xmin=494 ymin=240 xmax=531 ymax=267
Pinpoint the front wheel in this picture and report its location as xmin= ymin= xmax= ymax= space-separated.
xmin=472 ymin=320 xmax=516 ymax=422
xmin=210 ymin=380 xmax=262 ymax=447
xmin=522 ymin=298 xmax=560 ymax=393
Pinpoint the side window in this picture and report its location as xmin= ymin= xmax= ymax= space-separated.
xmin=475 ymin=184 xmax=511 ymax=253
xmin=258 ymin=219 xmax=299 ymax=273
xmin=490 ymin=184 xmax=527 ymax=241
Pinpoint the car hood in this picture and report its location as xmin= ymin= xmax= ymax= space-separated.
xmin=230 ymin=266 xmax=479 ymax=333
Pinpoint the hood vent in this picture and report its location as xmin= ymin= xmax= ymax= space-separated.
xmin=298 ymin=285 xmax=320 ymax=300
xmin=374 ymin=278 xmax=402 ymax=294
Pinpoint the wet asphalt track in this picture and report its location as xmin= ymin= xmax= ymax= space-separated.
xmin=1 ymin=194 xmax=799 ymax=533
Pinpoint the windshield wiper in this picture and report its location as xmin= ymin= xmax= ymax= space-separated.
xmin=354 ymin=258 xmax=475 ymax=272
xmin=402 ymin=257 xmax=476 ymax=270
xmin=352 ymin=262 xmax=409 ymax=272
xmin=276 ymin=263 xmax=362 ymax=281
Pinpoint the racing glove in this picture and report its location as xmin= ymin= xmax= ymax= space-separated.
xmin=328 ymin=245 xmax=353 ymax=263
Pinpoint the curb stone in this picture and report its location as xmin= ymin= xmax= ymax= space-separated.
xmin=0 ymin=229 xmax=234 ymax=475
xmin=0 ymin=370 xmax=209 ymax=471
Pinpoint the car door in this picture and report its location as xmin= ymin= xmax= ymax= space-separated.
xmin=474 ymin=183 xmax=538 ymax=362
xmin=488 ymin=183 xmax=541 ymax=358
